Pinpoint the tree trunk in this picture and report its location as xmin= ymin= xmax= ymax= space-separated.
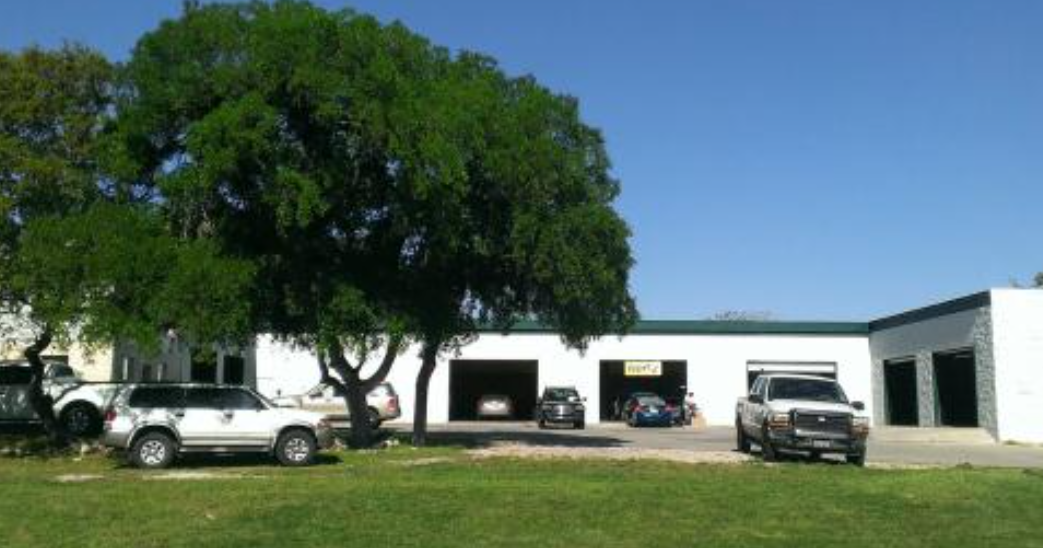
xmin=411 ymin=340 xmax=439 ymax=447
xmin=321 ymin=337 xmax=403 ymax=449
xmin=23 ymin=329 xmax=66 ymax=445
xmin=325 ymin=353 xmax=374 ymax=449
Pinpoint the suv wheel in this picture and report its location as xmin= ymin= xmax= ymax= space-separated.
xmin=367 ymin=408 xmax=382 ymax=430
xmin=276 ymin=429 xmax=317 ymax=466
xmin=574 ymin=419 xmax=585 ymax=430
xmin=846 ymin=451 xmax=866 ymax=467
xmin=61 ymin=404 xmax=101 ymax=437
xmin=735 ymin=419 xmax=751 ymax=453
xmin=130 ymin=432 xmax=176 ymax=469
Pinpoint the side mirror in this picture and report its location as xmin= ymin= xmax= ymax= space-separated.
xmin=749 ymin=394 xmax=764 ymax=404
xmin=852 ymin=401 xmax=865 ymax=411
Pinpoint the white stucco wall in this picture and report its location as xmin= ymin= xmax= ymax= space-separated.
xmin=256 ymin=331 xmax=873 ymax=427
xmin=990 ymin=289 xmax=1043 ymax=443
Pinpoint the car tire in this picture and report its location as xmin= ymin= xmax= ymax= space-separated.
xmin=60 ymin=404 xmax=101 ymax=438
xmin=735 ymin=419 xmax=751 ymax=453
xmin=130 ymin=431 xmax=176 ymax=470
xmin=760 ymin=424 xmax=778 ymax=462
xmin=846 ymin=451 xmax=866 ymax=467
xmin=537 ymin=419 xmax=546 ymax=429
xmin=367 ymin=408 xmax=382 ymax=430
xmin=575 ymin=420 xmax=585 ymax=430
xmin=276 ymin=428 xmax=317 ymax=467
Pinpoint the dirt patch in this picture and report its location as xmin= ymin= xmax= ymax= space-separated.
xmin=54 ymin=473 xmax=105 ymax=483
xmin=392 ymin=456 xmax=456 ymax=467
xmin=145 ymin=471 xmax=259 ymax=481
xmin=466 ymin=443 xmax=751 ymax=465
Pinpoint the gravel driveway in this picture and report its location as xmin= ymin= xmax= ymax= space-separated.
xmin=390 ymin=422 xmax=1043 ymax=468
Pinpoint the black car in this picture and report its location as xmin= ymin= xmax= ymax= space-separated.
xmin=536 ymin=386 xmax=586 ymax=429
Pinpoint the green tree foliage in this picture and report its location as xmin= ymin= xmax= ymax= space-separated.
xmin=1035 ymin=272 xmax=1042 ymax=287
xmin=0 ymin=46 xmax=116 ymax=440
xmin=118 ymin=0 xmax=636 ymax=446
xmin=0 ymin=46 xmax=255 ymax=442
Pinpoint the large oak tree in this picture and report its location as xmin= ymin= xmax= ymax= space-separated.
xmin=116 ymin=0 xmax=636 ymax=446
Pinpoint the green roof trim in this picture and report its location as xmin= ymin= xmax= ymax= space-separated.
xmin=479 ymin=320 xmax=870 ymax=336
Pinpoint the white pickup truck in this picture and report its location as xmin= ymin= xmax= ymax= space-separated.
xmin=736 ymin=374 xmax=870 ymax=466
xmin=0 ymin=361 xmax=120 ymax=437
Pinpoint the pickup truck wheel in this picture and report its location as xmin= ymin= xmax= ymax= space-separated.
xmin=846 ymin=451 xmax=866 ymax=467
xmin=276 ymin=429 xmax=317 ymax=467
xmin=574 ymin=420 xmax=585 ymax=430
xmin=760 ymin=425 xmax=779 ymax=462
xmin=735 ymin=419 xmax=751 ymax=453
xmin=130 ymin=432 xmax=176 ymax=469
xmin=537 ymin=419 xmax=547 ymax=429
xmin=60 ymin=404 xmax=101 ymax=437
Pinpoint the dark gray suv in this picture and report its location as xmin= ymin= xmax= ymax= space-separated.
xmin=536 ymin=386 xmax=586 ymax=429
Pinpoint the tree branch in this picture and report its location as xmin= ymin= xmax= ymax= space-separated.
xmin=361 ymin=333 xmax=404 ymax=392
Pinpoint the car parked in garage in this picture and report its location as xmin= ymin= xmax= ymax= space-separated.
xmin=536 ymin=386 xmax=586 ymax=429
xmin=736 ymin=374 xmax=869 ymax=465
xmin=272 ymin=381 xmax=401 ymax=430
xmin=102 ymin=383 xmax=334 ymax=469
xmin=476 ymin=394 xmax=514 ymax=420
xmin=621 ymin=393 xmax=674 ymax=427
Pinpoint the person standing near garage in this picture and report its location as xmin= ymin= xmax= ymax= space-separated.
xmin=684 ymin=391 xmax=698 ymax=426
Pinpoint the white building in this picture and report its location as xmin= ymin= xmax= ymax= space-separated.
xmin=252 ymin=288 xmax=1043 ymax=444
xmin=39 ymin=287 xmax=1039 ymax=442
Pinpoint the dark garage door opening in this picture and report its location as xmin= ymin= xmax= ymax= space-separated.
xmin=599 ymin=360 xmax=687 ymax=421
xmin=884 ymin=359 xmax=919 ymax=426
xmin=933 ymin=350 xmax=978 ymax=427
xmin=449 ymin=360 xmax=538 ymax=421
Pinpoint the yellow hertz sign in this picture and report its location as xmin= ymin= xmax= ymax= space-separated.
xmin=624 ymin=361 xmax=662 ymax=377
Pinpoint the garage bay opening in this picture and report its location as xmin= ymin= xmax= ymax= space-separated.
xmin=599 ymin=360 xmax=687 ymax=421
xmin=884 ymin=358 xmax=919 ymax=426
xmin=449 ymin=360 xmax=538 ymax=421
xmin=933 ymin=349 xmax=978 ymax=427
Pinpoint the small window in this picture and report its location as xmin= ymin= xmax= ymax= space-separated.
xmin=0 ymin=366 xmax=33 ymax=385
xmin=222 ymin=356 xmax=245 ymax=385
xmin=47 ymin=364 xmax=77 ymax=379
xmin=221 ymin=388 xmax=263 ymax=410
xmin=186 ymin=387 xmax=262 ymax=410
xmin=128 ymin=387 xmax=185 ymax=408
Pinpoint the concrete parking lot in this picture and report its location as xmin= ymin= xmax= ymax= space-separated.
xmin=391 ymin=422 xmax=1043 ymax=468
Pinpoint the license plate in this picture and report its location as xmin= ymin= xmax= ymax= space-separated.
xmin=812 ymin=440 xmax=831 ymax=449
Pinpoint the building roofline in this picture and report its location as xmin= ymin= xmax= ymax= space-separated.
xmin=479 ymin=319 xmax=870 ymax=336
xmin=868 ymin=291 xmax=991 ymax=332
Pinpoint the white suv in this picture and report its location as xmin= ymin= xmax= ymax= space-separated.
xmin=102 ymin=384 xmax=334 ymax=469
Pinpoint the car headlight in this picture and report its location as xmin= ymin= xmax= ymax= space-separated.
xmin=574 ymin=405 xmax=585 ymax=412
xmin=851 ymin=416 xmax=870 ymax=435
xmin=768 ymin=412 xmax=791 ymax=429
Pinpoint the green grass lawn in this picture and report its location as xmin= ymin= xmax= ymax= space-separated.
xmin=1 ymin=447 xmax=1042 ymax=548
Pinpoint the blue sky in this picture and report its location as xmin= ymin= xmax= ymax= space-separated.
xmin=3 ymin=1 xmax=1041 ymax=321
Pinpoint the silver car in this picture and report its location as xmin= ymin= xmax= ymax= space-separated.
xmin=272 ymin=381 xmax=401 ymax=430
xmin=476 ymin=394 xmax=514 ymax=420
xmin=0 ymin=361 xmax=105 ymax=435
xmin=102 ymin=384 xmax=334 ymax=469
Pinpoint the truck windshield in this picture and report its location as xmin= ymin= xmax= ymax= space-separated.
xmin=769 ymin=378 xmax=847 ymax=403
xmin=544 ymin=388 xmax=579 ymax=401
